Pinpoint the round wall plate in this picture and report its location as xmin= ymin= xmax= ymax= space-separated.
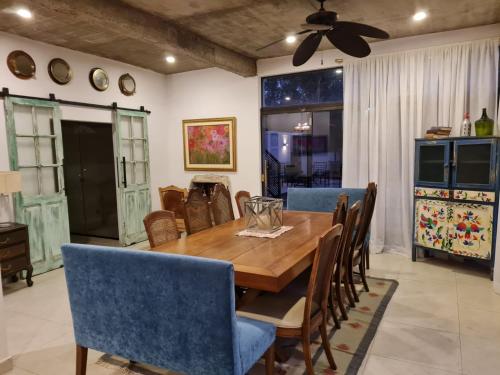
xmin=118 ymin=73 xmax=136 ymax=96
xmin=89 ymin=67 xmax=109 ymax=91
xmin=7 ymin=50 xmax=36 ymax=79
xmin=48 ymin=58 xmax=72 ymax=85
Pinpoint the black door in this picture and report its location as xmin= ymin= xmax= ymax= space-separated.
xmin=62 ymin=121 xmax=119 ymax=239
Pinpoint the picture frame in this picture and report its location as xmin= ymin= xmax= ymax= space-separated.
xmin=182 ymin=117 xmax=237 ymax=172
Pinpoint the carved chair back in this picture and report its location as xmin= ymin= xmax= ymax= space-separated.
xmin=235 ymin=190 xmax=251 ymax=218
xmin=183 ymin=188 xmax=213 ymax=235
xmin=143 ymin=210 xmax=180 ymax=248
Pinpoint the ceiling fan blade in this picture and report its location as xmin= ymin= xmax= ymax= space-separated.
xmin=334 ymin=21 xmax=389 ymax=39
xmin=292 ymin=32 xmax=323 ymax=66
xmin=326 ymin=29 xmax=371 ymax=58
xmin=301 ymin=23 xmax=331 ymax=31
xmin=256 ymin=30 xmax=312 ymax=51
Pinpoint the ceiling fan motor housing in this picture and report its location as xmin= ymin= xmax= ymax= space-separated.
xmin=306 ymin=10 xmax=338 ymax=26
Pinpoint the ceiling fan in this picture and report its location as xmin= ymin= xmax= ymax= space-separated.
xmin=258 ymin=0 xmax=390 ymax=66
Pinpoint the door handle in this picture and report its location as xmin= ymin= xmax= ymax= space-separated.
xmin=122 ymin=156 xmax=127 ymax=188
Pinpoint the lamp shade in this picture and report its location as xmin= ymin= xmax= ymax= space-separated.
xmin=0 ymin=171 xmax=22 ymax=194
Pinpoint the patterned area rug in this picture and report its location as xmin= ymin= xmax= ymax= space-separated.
xmin=96 ymin=277 xmax=398 ymax=375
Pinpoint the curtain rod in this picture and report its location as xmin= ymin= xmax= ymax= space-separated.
xmin=0 ymin=87 xmax=151 ymax=114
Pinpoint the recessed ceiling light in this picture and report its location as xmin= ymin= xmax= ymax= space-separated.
xmin=413 ymin=11 xmax=427 ymax=21
xmin=335 ymin=68 xmax=342 ymax=75
xmin=165 ymin=56 xmax=176 ymax=63
xmin=285 ymin=35 xmax=297 ymax=44
xmin=285 ymin=96 xmax=291 ymax=101
xmin=16 ymin=8 xmax=32 ymax=19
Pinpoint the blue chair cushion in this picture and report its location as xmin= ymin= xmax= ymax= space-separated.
xmin=287 ymin=187 xmax=366 ymax=212
xmin=237 ymin=316 xmax=276 ymax=374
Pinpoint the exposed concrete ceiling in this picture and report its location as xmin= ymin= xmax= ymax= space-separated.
xmin=0 ymin=0 xmax=499 ymax=76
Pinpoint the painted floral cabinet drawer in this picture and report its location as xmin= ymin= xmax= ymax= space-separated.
xmin=453 ymin=190 xmax=495 ymax=203
xmin=447 ymin=203 xmax=493 ymax=259
xmin=415 ymin=199 xmax=449 ymax=251
xmin=415 ymin=187 xmax=449 ymax=199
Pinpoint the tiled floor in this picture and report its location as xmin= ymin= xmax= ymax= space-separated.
xmin=1 ymin=252 xmax=499 ymax=374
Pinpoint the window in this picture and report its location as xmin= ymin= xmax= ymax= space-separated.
xmin=261 ymin=67 xmax=344 ymax=203
xmin=262 ymin=68 xmax=343 ymax=108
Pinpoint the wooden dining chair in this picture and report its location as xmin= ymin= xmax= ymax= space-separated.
xmin=235 ymin=190 xmax=251 ymax=217
xmin=348 ymin=182 xmax=377 ymax=302
xmin=331 ymin=200 xmax=361 ymax=323
xmin=237 ymin=224 xmax=343 ymax=375
xmin=183 ymin=188 xmax=213 ymax=235
xmin=159 ymin=185 xmax=188 ymax=232
xmin=143 ymin=210 xmax=180 ymax=248
xmin=211 ymin=184 xmax=235 ymax=225
xmin=332 ymin=193 xmax=348 ymax=226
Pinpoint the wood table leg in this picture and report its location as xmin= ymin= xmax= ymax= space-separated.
xmin=236 ymin=288 xmax=261 ymax=309
xmin=265 ymin=344 xmax=275 ymax=375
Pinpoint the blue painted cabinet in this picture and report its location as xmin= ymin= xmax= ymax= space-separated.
xmin=413 ymin=137 xmax=499 ymax=279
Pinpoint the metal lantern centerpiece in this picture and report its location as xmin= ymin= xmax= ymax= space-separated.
xmin=245 ymin=196 xmax=283 ymax=233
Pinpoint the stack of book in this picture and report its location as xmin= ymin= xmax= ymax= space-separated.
xmin=424 ymin=127 xmax=452 ymax=139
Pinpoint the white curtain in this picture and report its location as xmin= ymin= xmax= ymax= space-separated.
xmin=343 ymin=38 xmax=499 ymax=256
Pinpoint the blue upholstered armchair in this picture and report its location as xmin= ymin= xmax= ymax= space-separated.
xmin=287 ymin=187 xmax=366 ymax=213
xmin=62 ymin=244 xmax=276 ymax=375
xmin=287 ymin=187 xmax=371 ymax=269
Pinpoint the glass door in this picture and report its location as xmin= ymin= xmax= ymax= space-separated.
xmin=415 ymin=140 xmax=450 ymax=188
xmin=452 ymin=139 xmax=496 ymax=190
xmin=4 ymin=97 xmax=70 ymax=275
xmin=114 ymin=109 xmax=151 ymax=245
xmin=261 ymin=110 xmax=343 ymax=204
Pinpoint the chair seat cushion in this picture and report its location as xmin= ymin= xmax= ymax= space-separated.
xmin=236 ymin=317 xmax=276 ymax=374
xmin=237 ymin=291 xmax=319 ymax=329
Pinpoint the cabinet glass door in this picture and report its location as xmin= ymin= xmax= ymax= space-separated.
xmin=415 ymin=141 xmax=450 ymax=187
xmin=453 ymin=139 xmax=496 ymax=189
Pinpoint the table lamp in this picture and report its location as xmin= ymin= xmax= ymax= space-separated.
xmin=0 ymin=171 xmax=22 ymax=228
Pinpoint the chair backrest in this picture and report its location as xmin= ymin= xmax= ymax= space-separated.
xmin=304 ymin=224 xmax=343 ymax=321
xmin=287 ymin=187 xmax=366 ymax=213
xmin=143 ymin=210 xmax=180 ymax=248
xmin=338 ymin=201 xmax=362 ymax=273
xmin=353 ymin=182 xmax=377 ymax=252
xmin=235 ymin=190 xmax=251 ymax=217
xmin=211 ymin=184 xmax=235 ymax=225
xmin=62 ymin=244 xmax=243 ymax=375
xmin=184 ymin=188 xmax=213 ymax=235
xmin=159 ymin=185 xmax=188 ymax=219
xmin=332 ymin=194 xmax=349 ymax=226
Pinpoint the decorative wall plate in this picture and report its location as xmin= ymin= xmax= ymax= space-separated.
xmin=89 ymin=68 xmax=109 ymax=91
xmin=48 ymin=58 xmax=72 ymax=85
xmin=7 ymin=50 xmax=36 ymax=79
xmin=118 ymin=73 xmax=136 ymax=96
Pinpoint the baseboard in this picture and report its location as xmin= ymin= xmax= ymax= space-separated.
xmin=0 ymin=356 xmax=13 ymax=374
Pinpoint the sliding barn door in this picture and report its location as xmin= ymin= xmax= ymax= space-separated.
xmin=4 ymin=97 xmax=70 ymax=275
xmin=114 ymin=110 xmax=151 ymax=245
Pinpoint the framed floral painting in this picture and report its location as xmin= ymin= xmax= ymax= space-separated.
xmin=182 ymin=117 xmax=237 ymax=171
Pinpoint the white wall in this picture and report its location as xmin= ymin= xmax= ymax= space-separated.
xmin=0 ymin=31 xmax=170 ymax=215
xmin=161 ymin=68 xmax=261 ymax=204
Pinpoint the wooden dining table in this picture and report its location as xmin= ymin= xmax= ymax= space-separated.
xmin=151 ymin=210 xmax=332 ymax=293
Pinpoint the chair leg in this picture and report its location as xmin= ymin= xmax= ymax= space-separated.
xmin=343 ymin=274 xmax=356 ymax=308
xmin=265 ymin=344 xmax=275 ymax=375
xmin=302 ymin=335 xmax=314 ymax=375
xmin=328 ymin=288 xmax=341 ymax=329
xmin=336 ymin=269 xmax=349 ymax=320
xmin=320 ymin=319 xmax=337 ymax=370
xmin=348 ymin=261 xmax=360 ymax=303
xmin=365 ymin=243 xmax=370 ymax=269
xmin=76 ymin=345 xmax=88 ymax=375
xmin=360 ymin=256 xmax=370 ymax=292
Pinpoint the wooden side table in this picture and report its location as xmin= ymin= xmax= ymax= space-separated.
xmin=0 ymin=223 xmax=33 ymax=287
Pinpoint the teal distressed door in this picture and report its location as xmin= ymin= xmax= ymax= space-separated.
xmin=114 ymin=110 xmax=151 ymax=245
xmin=4 ymin=97 xmax=70 ymax=275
